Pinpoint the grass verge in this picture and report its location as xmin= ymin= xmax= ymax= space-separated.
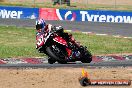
xmin=0 ymin=26 xmax=131 ymax=58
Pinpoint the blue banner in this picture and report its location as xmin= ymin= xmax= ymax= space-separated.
xmin=0 ymin=6 xmax=39 ymax=19
xmin=56 ymin=9 xmax=132 ymax=23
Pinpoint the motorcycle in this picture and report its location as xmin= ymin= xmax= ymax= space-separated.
xmin=36 ymin=27 xmax=92 ymax=64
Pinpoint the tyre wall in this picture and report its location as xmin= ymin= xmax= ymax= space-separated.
xmin=0 ymin=6 xmax=132 ymax=23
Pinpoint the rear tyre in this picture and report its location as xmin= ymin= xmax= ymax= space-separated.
xmin=81 ymin=50 xmax=92 ymax=63
xmin=81 ymin=57 xmax=92 ymax=63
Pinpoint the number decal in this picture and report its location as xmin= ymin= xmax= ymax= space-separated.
xmin=37 ymin=35 xmax=44 ymax=46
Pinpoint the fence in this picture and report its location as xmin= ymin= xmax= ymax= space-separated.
xmin=1 ymin=0 xmax=132 ymax=11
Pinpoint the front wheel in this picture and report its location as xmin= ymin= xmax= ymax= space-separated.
xmin=46 ymin=46 xmax=67 ymax=64
xmin=48 ymin=58 xmax=56 ymax=64
xmin=46 ymin=46 xmax=59 ymax=60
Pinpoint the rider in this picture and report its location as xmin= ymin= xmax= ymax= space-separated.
xmin=36 ymin=19 xmax=81 ymax=59
xmin=36 ymin=19 xmax=80 ymax=46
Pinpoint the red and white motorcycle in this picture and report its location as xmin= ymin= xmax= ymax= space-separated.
xmin=36 ymin=27 xmax=92 ymax=64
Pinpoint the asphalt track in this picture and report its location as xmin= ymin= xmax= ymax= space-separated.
xmin=0 ymin=18 xmax=132 ymax=68
xmin=0 ymin=19 xmax=132 ymax=37
xmin=0 ymin=60 xmax=132 ymax=68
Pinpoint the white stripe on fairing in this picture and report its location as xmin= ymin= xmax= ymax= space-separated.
xmin=53 ymin=38 xmax=67 ymax=46
xmin=56 ymin=9 xmax=63 ymax=20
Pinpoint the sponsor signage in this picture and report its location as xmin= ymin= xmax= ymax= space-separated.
xmin=79 ymin=68 xmax=131 ymax=87
xmin=40 ymin=8 xmax=132 ymax=23
xmin=0 ymin=6 xmax=39 ymax=19
xmin=1 ymin=6 xmax=132 ymax=23
xmin=39 ymin=8 xmax=59 ymax=20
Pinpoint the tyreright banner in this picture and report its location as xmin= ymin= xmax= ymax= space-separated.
xmin=39 ymin=8 xmax=132 ymax=23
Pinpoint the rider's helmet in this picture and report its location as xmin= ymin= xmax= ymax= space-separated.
xmin=36 ymin=19 xmax=46 ymax=31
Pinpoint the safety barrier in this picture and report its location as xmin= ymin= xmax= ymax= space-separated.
xmin=0 ymin=6 xmax=132 ymax=23
xmin=40 ymin=8 xmax=132 ymax=23
xmin=0 ymin=6 xmax=39 ymax=19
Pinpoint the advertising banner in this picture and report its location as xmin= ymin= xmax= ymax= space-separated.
xmin=40 ymin=8 xmax=132 ymax=23
xmin=39 ymin=8 xmax=59 ymax=20
xmin=0 ymin=6 xmax=39 ymax=19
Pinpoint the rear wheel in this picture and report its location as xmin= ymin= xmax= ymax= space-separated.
xmin=81 ymin=56 xmax=92 ymax=63
xmin=81 ymin=48 xmax=92 ymax=63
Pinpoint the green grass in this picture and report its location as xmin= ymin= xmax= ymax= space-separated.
xmin=0 ymin=26 xmax=44 ymax=58
xmin=0 ymin=26 xmax=132 ymax=58
xmin=73 ymin=33 xmax=132 ymax=55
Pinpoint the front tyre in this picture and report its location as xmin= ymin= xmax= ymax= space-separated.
xmin=46 ymin=46 xmax=59 ymax=60
xmin=57 ymin=60 xmax=67 ymax=64
xmin=48 ymin=58 xmax=56 ymax=64
xmin=46 ymin=46 xmax=67 ymax=64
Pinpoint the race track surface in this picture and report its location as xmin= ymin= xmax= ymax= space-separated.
xmin=0 ymin=19 xmax=132 ymax=68
xmin=0 ymin=19 xmax=132 ymax=37
xmin=0 ymin=55 xmax=132 ymax=68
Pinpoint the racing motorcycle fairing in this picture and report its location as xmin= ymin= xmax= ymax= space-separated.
xmin=36 ymin=34 xmax=44 ymax=49
xmin=66 ymin=48 xmax=72 ymax=57
xmin=53 ymin=36 xmax=68 ymax=46
xmin=36 ymin=27 xmax=92 ymax=64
